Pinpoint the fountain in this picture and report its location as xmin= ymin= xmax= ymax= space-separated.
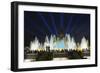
xmin=29 ymin=34 xmax=89 ymax=51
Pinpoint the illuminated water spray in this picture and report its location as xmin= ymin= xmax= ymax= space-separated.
xmin=29 ymin=34 xmax=89 ymax=51
xmin=80 ymin=37 xmax=89 ymax=50
xmin=30 ymin=37 xmax=40 ymax=50
xmin=66 ymin=34 xmax=77 ymax=50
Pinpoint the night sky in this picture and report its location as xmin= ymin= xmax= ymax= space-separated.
xmin=24 ymin=11 xmax=90 ymax=47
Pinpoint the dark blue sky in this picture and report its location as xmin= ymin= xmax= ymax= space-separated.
xmin=24 ymin=11 xmax=90 ymax=47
